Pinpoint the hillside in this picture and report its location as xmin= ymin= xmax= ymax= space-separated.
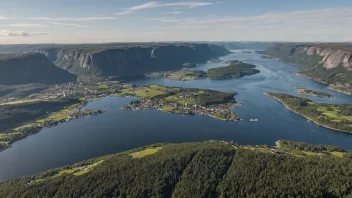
xmin=0 ymin=43 xmax=230 ymax=77
xmin=0 ymin=140 xmax=351 ymax=197
xmin=262 ymin=43 xmax=352 ymax=94
xmin=0 ymin=53 xmax=76 ymax=85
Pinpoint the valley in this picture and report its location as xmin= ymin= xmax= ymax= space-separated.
xmin=0 ymin=47 xmax=351 ymax=185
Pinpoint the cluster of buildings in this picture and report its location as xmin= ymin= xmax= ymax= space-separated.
xmin=124 ymin=97 xmax=239 ymax=121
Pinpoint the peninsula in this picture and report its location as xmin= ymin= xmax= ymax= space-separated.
xmin=296 ymin=88 xmax=335 ymax=98
xmin=116 ymin=84 xmax=239 ymax=121
xmin=266 ymin=93 xmax=352 ymax=133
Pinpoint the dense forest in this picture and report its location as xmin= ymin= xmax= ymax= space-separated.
xmin=0 ymin=141 xmax=351 ymax=197
xmin=267 ymin=93 xmax=352 ymax=132
xmin=208 ymin=60 xmax=260 ymax=80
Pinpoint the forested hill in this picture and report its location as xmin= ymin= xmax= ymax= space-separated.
xmin=1 ymin=140 xmax=352 ymax=197
xmin=0 ymin=53 xmax=76 ymax=85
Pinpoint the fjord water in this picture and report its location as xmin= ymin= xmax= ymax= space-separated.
xmin=0 ymin=51 xmax=352 ymax=181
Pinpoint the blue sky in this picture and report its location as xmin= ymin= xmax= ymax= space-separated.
xmin=0 ymin=0 xmax=351 ymax=44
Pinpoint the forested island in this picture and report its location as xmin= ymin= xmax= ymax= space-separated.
xmin=145 ymin=70 xmax=207 ymax=81
xmin=0 ymin=140 xmax=351 ymax=197
xmin=116 ymin=84 xmax=239 ymax=121
xmin=266 ymin=93 xmax=352 ymax=132
xmin=208 ymin=60 xmax=260 ymax=80
xmin=296 ymin=88 xmax=335 ymax=98
xmin=146 ymin=60 xmax=260 ymax=81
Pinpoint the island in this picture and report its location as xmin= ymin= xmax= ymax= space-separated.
xmin=266 ymin=93 xmax=352 ymax=133
xmin=1 ymin=140 xmax=351 ymax=197
xmin=145 ymin=70 xmax=207 ymax=81
xmin=208 ymin=60 xmax=260 ymax=80
xmin=296 ymin=88 xmax=335 ymax=98
xmin=116 ymin=84 xmax=239 ymax=121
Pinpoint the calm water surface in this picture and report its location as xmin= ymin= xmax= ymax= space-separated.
xmin=0 ymin=50 xmax=352 ymax=181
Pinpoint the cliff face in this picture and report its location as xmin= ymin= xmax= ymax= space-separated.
xmin=37 ymin=43 xmax=230 ymax=77
xmin=263 ymin=43 xmax=352 ymax=94
xmin=0 ymin=53 xmax=76 ymax=85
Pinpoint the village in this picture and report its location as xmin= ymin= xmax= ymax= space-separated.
xmin=1 ymin=79 xmax=135 ymax=104
xmin=122 ymin=97 xmax=239 ymax=121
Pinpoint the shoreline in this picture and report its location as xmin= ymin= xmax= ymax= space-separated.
xmin=0 ymin=102 xmax=107 ymax=153
xmin=295 ymin=72 xmax=352 ymax=95
xmin=262 ymin=54 xmax=351 ymax=96
xmin=264 ymin=93 xmax=352 ymax=134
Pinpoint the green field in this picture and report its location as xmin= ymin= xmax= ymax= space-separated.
xmin=129 ymin=147 xmax=163 ymax=158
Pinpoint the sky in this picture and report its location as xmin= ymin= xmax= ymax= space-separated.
xmin=0 ymin=0 xmax=351 ymax=44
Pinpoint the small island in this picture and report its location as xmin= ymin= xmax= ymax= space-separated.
xmin=208 ymin=60 xmax=260 ymax=80
xmin=145 ymin=70 xmax=207 ymax=81
xmin=182 ymin=63 xmax=198 ymax=67
xmin=208 ymin=58 xmax=221 ymax=63
xmin=296 ymin=88 xmax=335 ymax=98
xmin=116 ymin=84 xmax=239 ymax=121
xmin=266 ymin=93 xmax=352 ymax=133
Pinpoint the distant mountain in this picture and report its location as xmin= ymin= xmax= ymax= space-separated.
xmin=0 ymin=53 xmax=76 ymax=85
xmin=262 ymin=43 xmax=352 ymax=94
xmin=0 ymin=43 xmax=230 ymax=77
xmin=212 ymin=42 xmax=274 ymax=50
xmin=0 ymin=141 xmax=351 ymax=197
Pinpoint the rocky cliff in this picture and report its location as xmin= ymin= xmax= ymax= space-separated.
xmin=33 ymin=43 xmax=229 ymax=77
xmin=0 ymin=53 xmax=76 ymax=85
xmin=263 ymin=43 xmax=352 ymax=94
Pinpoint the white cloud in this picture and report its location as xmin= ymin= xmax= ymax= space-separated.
xmin=1 ymin=23 xmax=48 ymax=27
xmin=163 ymin=11 xmax=183 ymax=15
xmin=174 ymin=7 xmax=352 ymax=30
xmin=0 ymin=30 xmax=49 ymax=36
xmin=115 ymin=11 xmax=132 ymax=15
xmin=51 ymin=22 xmax=90 ymax=27
xmin=144 ymin=17 xmax=179 ymax=23
xmin=29 ymin=16 xmax=116 ymax=21
xmin=0 ymin=16 xmax=7 ymax=20
xmin=124 ymin=1 xmax=212 ymax=12
xmin=345 ymin=36 xmax=352 ymax=42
